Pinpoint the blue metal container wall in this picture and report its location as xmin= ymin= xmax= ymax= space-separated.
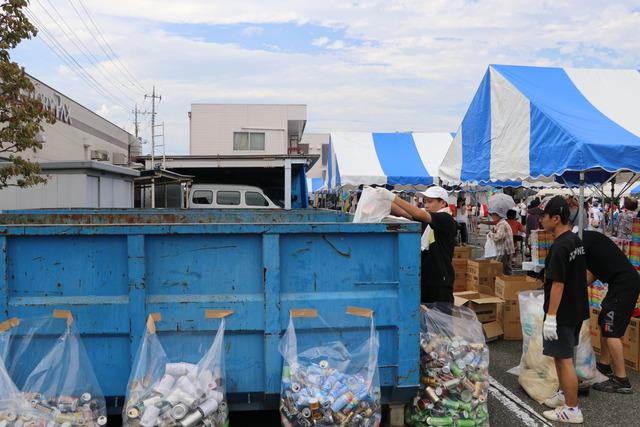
xmin=0 ymin=210 xmax=421 ymax=408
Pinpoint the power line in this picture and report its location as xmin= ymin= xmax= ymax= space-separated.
xmin=74 ymin=0 xmax=148 ymax=94
xmin=24 ymin=8 xmax=131 ymax=111
xmin=33 ymin=0 xmax=139 ymax=105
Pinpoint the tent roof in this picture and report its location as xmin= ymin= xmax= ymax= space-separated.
xmin=328 ymin=132 xmax=453 ymax=189
xmin=439 ymin=65 xmax=640 ymax=186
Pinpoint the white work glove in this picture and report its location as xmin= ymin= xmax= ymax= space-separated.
xmin=543 ymin=315 xmax=558 ymax=341
xmin=375 ymin=187 xmax=396 ymax=203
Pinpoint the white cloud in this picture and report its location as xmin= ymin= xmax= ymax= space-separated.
xmin=311 ymin=37 xmax=329 ymax=46
xmin=15 ymin=0 xmax=640 ymax=155
xmin=326 ymin=40 xmax=345 ymax=50
xmin=241 ymin=25 xmax=263 ymax=36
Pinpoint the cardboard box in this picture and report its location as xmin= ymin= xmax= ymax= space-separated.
xmin=453 ymin=291 xmax=504 ymax=323
xmin=452 ymin=258 xmax=468 ymax=272
xmin=483 ymin=321 xmax=503 ymax=341
xmin=467 ymin=259 xmax=502 ymax=278
xmin=467 ymin=276 xmax=497 ymax=293
xmin=499 ymin=301 xmax=523 ymax=340
xmin=590 ymin=307 xmax=640 ymax=372
xmin=622 ymin=317 xmax=640 ymax=372
xmin=454 ymin=245 xmax=473 ymax=259
xmin=453 ymin=278 xmax=467 ymax=293
xmin=494 ymin=275 xmax=541 ymax=300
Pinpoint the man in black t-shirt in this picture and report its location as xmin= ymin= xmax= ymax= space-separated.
xmin=381 ymin=186 xmax=457 ymax=303
xmin=539 ymin=196 xmax=588 ymax=424
xmin=581 ymin=230 xmax=640 ymax=394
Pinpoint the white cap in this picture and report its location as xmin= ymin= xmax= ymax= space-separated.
xmin=422 ymin=186 xmax=449 ymax=201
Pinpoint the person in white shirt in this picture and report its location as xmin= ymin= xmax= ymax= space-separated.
xmin=455 ymin=197 xmax=468 ymax=244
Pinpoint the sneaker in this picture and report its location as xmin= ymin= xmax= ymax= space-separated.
xmin=542 ymin=405 xmax=584 ymax=424
xmin=593 ymin=377 xmax=633 ymax=394
xmin=543 ymin=391 xmax=566 ymax=408
xmin=596 ymin=362 xmax=613 ymax=377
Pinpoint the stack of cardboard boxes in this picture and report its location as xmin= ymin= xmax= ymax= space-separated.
xmin=452 ymin=245 xmax=473 ymax=292
xmin=494 ymin=275 xmax=542 ymax=340
xmin=466 ymin=259 xmax=503 ymax=294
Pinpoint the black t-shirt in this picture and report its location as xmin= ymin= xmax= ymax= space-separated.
xmin=543 ymin=230 xmax=589 ymax=326
xmin=421 ymin=212 xmax=457 ymax=302
xmin=582 ymin=230 xmax=640 ymax=290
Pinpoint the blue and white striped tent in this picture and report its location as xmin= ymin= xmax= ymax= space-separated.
xmin=439 ymin=65 xmax=640 ymax=186
xmin=328 ymin=132 xmax=453 ymax=190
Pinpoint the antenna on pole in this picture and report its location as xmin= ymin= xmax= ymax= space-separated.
xmin=144 ymin=86 xmax=161 ymax=208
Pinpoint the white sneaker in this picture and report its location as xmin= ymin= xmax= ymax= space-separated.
xmin=543 ymin=405 xmax=584 ymax=424
xmin=543 ymin=391 xmax=566 ymax=408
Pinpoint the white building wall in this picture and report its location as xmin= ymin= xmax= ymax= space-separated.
xmin=301 ymin=133 xmax=329 ymax=180
xmin=190 ymin=104 xmax=306 ymax=156
xmin=0 ymin=173 xmax=134 ymax=209
xmin=25 ymin=75 xmax=132 ymax=163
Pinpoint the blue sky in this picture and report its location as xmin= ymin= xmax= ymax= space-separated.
xmin=10 ymin=0 xmax=640 ymax=154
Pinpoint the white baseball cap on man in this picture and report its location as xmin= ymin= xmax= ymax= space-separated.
xmin=421 ymin=186 xmax=449 ymax=201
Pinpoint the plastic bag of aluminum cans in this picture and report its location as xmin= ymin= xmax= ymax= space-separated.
xmin=0 ymin=318 xmax=24 ymax=422
xmin=123 ymin=311 xmax=230 ymax=427
xmin=3 ymin=310 xmax=108 ymax=426
xmin=278 ymin=306 xmax=381 ymax=427
xmin=406 ymin=304 xmax=490 ymax=427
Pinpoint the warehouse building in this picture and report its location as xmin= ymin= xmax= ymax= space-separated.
xmin=0 ymin=74 xmax=139 ymax=209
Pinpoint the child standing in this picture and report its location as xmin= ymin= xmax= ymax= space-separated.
xmin=540 ymin=196 xmax=589 ymax=424
xmin=487 ymin=207 xmax=515 ymax=275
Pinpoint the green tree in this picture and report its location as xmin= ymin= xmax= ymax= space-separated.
xmin=1 ymin=0 xmax=55 ymax=189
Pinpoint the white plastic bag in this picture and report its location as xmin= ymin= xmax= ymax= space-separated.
xmin=0 ymin=318 xmax=22 ymax=421
xmin=406 ymin=304 xmax=490 ymax=427
xmin=5 ymin=311 xmax=107 ymax=425
xmin=483 ymin=236 xmax=497 ymax=258
xmin=123 ymin=313 xmax=229 ymax=427
xmin=512 ymin=291 xmax=598 ymax=402
xmin=353 ymin=187 xmax=393 ymax=223
xmin=279 ymin=308 xmax=381 ymax=427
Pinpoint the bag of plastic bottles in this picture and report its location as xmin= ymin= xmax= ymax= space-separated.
xmin=406 ymin=303 xmax=490 ymax=427
xmin=123 ymin=311 xmax=229 ymax=427
xmin=0 ymin=318 xmax=22 ymax=422
xmin=353 ymin=187 xmax=393 ymax=223
xmin=4 ymin=310 xmax=107 ymax=425
xmin=514 ymin=291 xmax=598 ymax=402
xmin=279 ymin=307 xmax=381 ymax=427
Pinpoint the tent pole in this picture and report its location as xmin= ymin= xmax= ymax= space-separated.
xmin=578 ymin=172 xmax=585 ymax=239
xmin=610 ymin=178 xmax=615 ymax=234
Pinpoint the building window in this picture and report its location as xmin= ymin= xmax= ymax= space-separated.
xmin=217 ymin=191 xmax=241 ymax=205
xmin=246 ymin=191 xmax=269 ymax=207
xmin=192 ymin=190 xmax=213 ymax=205
xmin=233 ymin=131 xmax=265 ymax=151
xmin=250 ymin=132 xmax=265 ymax=150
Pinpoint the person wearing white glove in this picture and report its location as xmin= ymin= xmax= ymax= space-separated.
xmin=539 ymin=196 xmax=589 ymax=424
xmin=543 ymin=314 xmax=558 ymax=341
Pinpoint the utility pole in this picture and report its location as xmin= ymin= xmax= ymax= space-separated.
xmin=131 ymin=104 xmax=150 ymax=147
xmin=144 ymin=87 xmax=161 ymax=208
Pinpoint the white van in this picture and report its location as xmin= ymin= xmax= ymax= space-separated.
xmin=188 ymin=184 xmax=280 ymax=209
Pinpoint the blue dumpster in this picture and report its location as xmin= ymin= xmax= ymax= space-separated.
xmin=0 ymin=209 xmax=420 ymax=410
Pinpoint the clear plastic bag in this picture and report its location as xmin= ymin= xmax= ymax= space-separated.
xmin=406 ymin=303 xmax=490 ymax=427
xmin=123 ymin=312 xmax=229 ymax=427
xmin=513 ymin=291 xmax=598 ymax=403
xmin=5 ymin=310 xmax=107 ymax=425
xmin=353 ymin=187 xmax=393 ymax=223
xmin=279 ymin=307 xmax=381 ymax=427
xmin=483 ymin=236 xmax=497 ymax=258
xmin=0 ymin=318 xmax=22 ymax=422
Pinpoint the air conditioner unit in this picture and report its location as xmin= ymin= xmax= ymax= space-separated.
xmin=90 ymin=150 xmax=109 ymax=161
xmin=112 ymin=152 xmax=127 ymax=165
